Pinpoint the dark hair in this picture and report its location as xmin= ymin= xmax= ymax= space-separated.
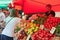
xmin=2 ymin=8 xmax=8 ymax=11
xmin=46 ymin=4 xmax=52 ymax=8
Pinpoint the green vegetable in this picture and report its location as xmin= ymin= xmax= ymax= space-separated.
xmin=55 ymin=23 xmax=60 ymax=36
xmin=14 ymin=26 xmax=21 ymax=33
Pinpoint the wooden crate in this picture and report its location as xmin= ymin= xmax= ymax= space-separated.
xmin=53 ymin=36 xmax=60 ymax=40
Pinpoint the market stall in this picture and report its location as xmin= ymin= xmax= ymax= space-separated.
xmin=0 ymin=0 xmax=60 ymax=40
xmin=14 ymin=13 xmax=60 ymax=40
xmin=13 ymin=0 xmax=60 ymax=40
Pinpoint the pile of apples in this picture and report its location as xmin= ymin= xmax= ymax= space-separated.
xmin=44 ymin=17 xmax=59 ymax=30
xmin=37 ymin=13 xmax=46 ymax=18
xmin=57 ymin=17 xmax=60 ymax=22
xmin=29 ymin=14 xmax=38 ymax=20
xmin=32 ymin=29 xmax=54 ymax=40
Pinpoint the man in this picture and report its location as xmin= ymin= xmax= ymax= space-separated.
xmin=45 ymin=4 xmax=55 ymax=17
xmin=2 ymin=9 xmax=10 ymax=17
xmin=0 ymin=8 xmax=5 ymax=32
xmin=0 ymin=9 xmax=21 ymax=40
xmin=0 ymin=8 xmax=5 ymax=21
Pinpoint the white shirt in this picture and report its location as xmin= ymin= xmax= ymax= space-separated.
xmin=8 ymin=9 xmax=13 ymax=15
xmin=0 ymin=12 xmax=5 ymax=21
xmin=2 ymin=16 xmax=21 ymax=37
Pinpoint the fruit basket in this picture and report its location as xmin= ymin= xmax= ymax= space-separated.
xmin=53 ymin=36 xmax=60 ymax=40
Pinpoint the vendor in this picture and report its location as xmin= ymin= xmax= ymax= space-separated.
xmin=45 ymin=4 xmax=55 ymax=17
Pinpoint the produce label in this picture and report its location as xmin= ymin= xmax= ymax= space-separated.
xmin=50 ymin=27 xmax=56 ymax=34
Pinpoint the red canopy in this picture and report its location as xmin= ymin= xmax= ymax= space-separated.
xmin=13 ymin=0 xmax=23 ymax=6
xmin=13 ymin=0 xmax=60 ymax=14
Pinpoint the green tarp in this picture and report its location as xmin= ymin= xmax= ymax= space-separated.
xmin=0 ymin=0 xmax=12 ymax=8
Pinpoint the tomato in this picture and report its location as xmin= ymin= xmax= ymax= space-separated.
xmin=44 ymin=17 xmax=60 ymax=30
xmin=31 ymin=29 xmax=54 ymax=40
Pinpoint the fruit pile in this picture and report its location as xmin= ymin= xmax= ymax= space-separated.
xmin=17 ymin=30 xmax=27 ymax=40
xmin=57 ymin=17 xmax=60 ymax=22
xmin=26 ymin=22 xmax=39 ymax=35
xmin=16 ymin=15 xmax=60 ymax=40
xmin=37 ymin=13 xmax=46 ymax=18
xmin=32 ymin=29 xmax=54 ymax=40
xmin=29 ymin=14 xmax=38 ymax=20
xmin=44 ymin=17 xmax=59 ymax=30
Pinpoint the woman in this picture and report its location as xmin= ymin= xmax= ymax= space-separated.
xmin=0 ymin=9 xmax=21 ymax=40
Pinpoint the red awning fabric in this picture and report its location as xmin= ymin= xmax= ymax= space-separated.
xmin=13 ymin=0 xmax=23 ymax=10
xmin=13 ymin=0 xmax=60 ymax=14
xmin=13 ymin=0 xmax=23 ymax=6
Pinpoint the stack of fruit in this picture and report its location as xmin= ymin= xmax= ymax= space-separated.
xmin=57 ymin=17 xmax=60 ymax=22
xmin=29 ymin=14 xmax=38 ymax=20
xmin=44 ymin=17 xmax=59 ymax=30
xmin=32 ymin=29 xmax=54 ymax=40
xmin=26 ymin=22 xmax=39 ymax=35
xmin=37 ymin=13 xmax=46 ymax=18
xmin=17 ymin=30 xmax=27 ymax=40
xmin=33 ymin=13 xmax=47 ymax=25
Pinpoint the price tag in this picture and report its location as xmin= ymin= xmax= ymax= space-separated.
xmin=40 ymin=25 xmax=44 ymax=29
xmin=50 ymin=27 xmax=56 ymax=34
xmin=22 ymin=12 xmax=24 ymax=16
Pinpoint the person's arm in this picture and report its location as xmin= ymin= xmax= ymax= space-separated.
xmin=1 ymin=13 xmax=6 ymax=21
xmin=51 ymin=11 xmax=55 ymax=17
xmin=45 ymin=11 xmax=49 ymax=16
